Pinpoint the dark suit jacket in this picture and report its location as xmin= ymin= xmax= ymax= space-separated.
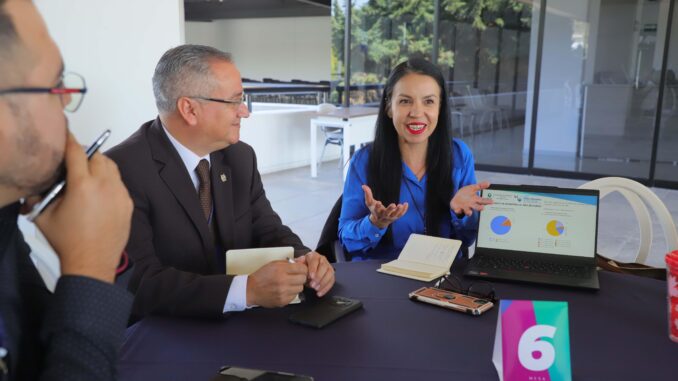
xmin=107 ymin=118 xmax=309 ymax=321
xmin=0 ymin=203 xmax=132 ymax=381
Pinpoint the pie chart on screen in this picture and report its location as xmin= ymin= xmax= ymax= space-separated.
xmin=547 ymin=220 xmax=565 ymax=236
xmin=490 ymin=216 xmax=512 ymax=235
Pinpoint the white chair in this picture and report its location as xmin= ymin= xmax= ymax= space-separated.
xmin=578 ymin=177 xmax=678 ymax=266
xmin=449 ymin=96 xmax=476 ymax=138
xmin=466 ymin=86 xmax=508 ymax=132
xmin=319 ymin=127 xmax=344 ymax=168
xmin=316 ymin=103 xmax=344 ymax=168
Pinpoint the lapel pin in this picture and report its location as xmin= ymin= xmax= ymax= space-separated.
xmin=220 ymin=173 xmax=227 ymax=182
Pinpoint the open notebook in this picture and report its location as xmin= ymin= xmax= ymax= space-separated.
xmin=377 ymin=234 xmax=462 ymax=282
xmin=225 ymin=246 xmax=301 ymax=304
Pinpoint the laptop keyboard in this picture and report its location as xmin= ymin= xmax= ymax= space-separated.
xmin=472 ymin=255 xmax=591 ymax=279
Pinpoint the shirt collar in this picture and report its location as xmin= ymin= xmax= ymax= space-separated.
xmin=402 ymin=162 xmax=426 ymax=185
xmin=161 ymin=122 xmax=210 ymax=191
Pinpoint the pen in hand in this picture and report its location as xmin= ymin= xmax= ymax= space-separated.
xmin=26 ymin=130 xmax=112 ymax=222
xmin=288 ymin=257 xmax=307 ymax=303
xmin=27 ymin=130 xmax=133 ymax=284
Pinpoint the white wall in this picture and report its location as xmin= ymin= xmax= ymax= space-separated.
xmin=185 ymin=17 xmax=330 ymax=82
xmin=35 ymin=0 xmax=185 ymax=149
xmin=240 ymin=104 xmax=339 ymax=174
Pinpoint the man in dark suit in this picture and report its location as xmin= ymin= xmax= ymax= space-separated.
xmin=107 ymin=45 xmax=335 ymax=321
xmin=0 ymin=0 xmax=134 ymax=379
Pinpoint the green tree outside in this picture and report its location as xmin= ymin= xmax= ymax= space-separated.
xmin=331 ymin=0 xmax=531 ymax=104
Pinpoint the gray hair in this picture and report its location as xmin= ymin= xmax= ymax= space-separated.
xmin=152 ymin=44 xmax=232 ymax=113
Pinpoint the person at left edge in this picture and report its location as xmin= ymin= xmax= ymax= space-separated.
xmin=0 ymin=0 xmax=133 ymax=379
xmin=107 ymin=45 xmax=335 ymax=322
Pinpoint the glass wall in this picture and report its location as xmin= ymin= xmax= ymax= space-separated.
xmin=533 ymin=0 xmax=669 ymax=179
xmin=338 ymin=0 xmax=436 ymax=106
xmin=332 ymin=0 xmax=677 ymax=188
xmin=332 ymin=0 xmax=535 ymax=168
xmin=437 ymin=1 xmax=533 ymax=167
xmin=655 ymin=0 xmax=678 ymax=183
xmin=331 ymin=0 xmax=347 ymax=105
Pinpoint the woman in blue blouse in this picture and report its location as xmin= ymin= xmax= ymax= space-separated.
xmin=338 ymin=58 xmax=493 ymax=260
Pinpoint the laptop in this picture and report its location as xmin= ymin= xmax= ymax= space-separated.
xmin=464 ymin=184 xmax=600 ymax=290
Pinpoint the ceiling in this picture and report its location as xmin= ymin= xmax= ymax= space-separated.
xmin=184 ymin=0 xmax=331 ymax=22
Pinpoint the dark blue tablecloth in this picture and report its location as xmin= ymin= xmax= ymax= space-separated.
xmin=118 ymin=260 xmax=678 ymax=381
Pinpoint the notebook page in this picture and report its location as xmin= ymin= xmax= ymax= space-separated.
xmin=398 ymin=234 xmax=462 ymax=268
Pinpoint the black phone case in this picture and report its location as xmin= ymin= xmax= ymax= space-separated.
xmin=288 ymin=296 xmax=362 ymax=328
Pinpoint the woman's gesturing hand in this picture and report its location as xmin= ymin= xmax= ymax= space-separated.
xmin=363 ymin=185 xmax=409 ymax=229
xmin=449 ymin=181 xmax=493 ymax=217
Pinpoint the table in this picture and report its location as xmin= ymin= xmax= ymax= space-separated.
xmin=310 ymin=106 xmax=379 ymax=180
xmin=119 ymin=261 xmax=678 ymax=381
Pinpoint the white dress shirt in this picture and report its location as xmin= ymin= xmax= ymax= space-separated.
xmin=161 ymin=124 xmax=249 ymax=312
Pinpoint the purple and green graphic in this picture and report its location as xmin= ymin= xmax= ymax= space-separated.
xmin=493 ymin=300 xmax=571 ymax=381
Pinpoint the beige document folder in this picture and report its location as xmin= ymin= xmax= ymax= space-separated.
xmin=377 ymin=234 xmax=462 ymax=282
xmin=225 ymin=246 xmax=300 ymax=304
xmin=225 ymin=246 xmax=294 ymax=275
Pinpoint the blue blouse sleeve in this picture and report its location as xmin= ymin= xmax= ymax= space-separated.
xmin=338 ymin=148 xmax=387 ymax=253
xmin=449 ymin=139 xmax=480 ymax=247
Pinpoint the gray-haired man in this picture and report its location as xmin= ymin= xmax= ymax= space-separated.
xmin=107 ymin=44 xmax=335 ymax=322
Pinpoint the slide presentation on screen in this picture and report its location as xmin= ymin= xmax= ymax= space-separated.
xmin=476 ymin=189 xmax=598 ymax=257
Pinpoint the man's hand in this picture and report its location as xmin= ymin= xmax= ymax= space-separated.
xmin=449 ymin=181 xmax=493 ymax=217
xmin=363 ymin=185 xmax=408 ymax=229
xmin=34 ymin=133 xmax=133 ymax=284
xmin=297 ymin=251 xmax=335 ymax=297
xmin=246 ymin=259 xmax=308 ymax=308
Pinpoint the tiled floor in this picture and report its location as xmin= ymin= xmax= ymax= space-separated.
xmin=262 ymin=159 xmax=678 ymax=268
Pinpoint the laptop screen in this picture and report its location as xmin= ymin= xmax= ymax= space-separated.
xmin=476 ymin=186 xmax=599 ymax=258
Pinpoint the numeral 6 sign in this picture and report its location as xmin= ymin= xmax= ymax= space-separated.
xmin=518 ymin=325 xmax=557 ymax=371
xmin=493 ymin=301 xmax=572 ymax=381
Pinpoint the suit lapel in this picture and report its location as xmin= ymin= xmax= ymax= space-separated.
xmin=210 ymin=149 xmax=235 ymax=253
xmin=146 ymin=119 xmax=216 ymax=267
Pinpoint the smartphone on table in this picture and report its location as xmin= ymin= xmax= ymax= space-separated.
xmin=409 ymin=287 xmax=494 ymax=316
xmin=211 ymin=365 xmax=314 ymax=381
xmin=288 ymin=295 xmax=363 ymax=328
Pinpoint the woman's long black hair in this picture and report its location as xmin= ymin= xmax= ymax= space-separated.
xmin=367 ymin=58 xmax=453 ymax=240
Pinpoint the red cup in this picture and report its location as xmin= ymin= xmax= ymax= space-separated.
xmin=666 ymin=250 xmax=678 ymax=343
